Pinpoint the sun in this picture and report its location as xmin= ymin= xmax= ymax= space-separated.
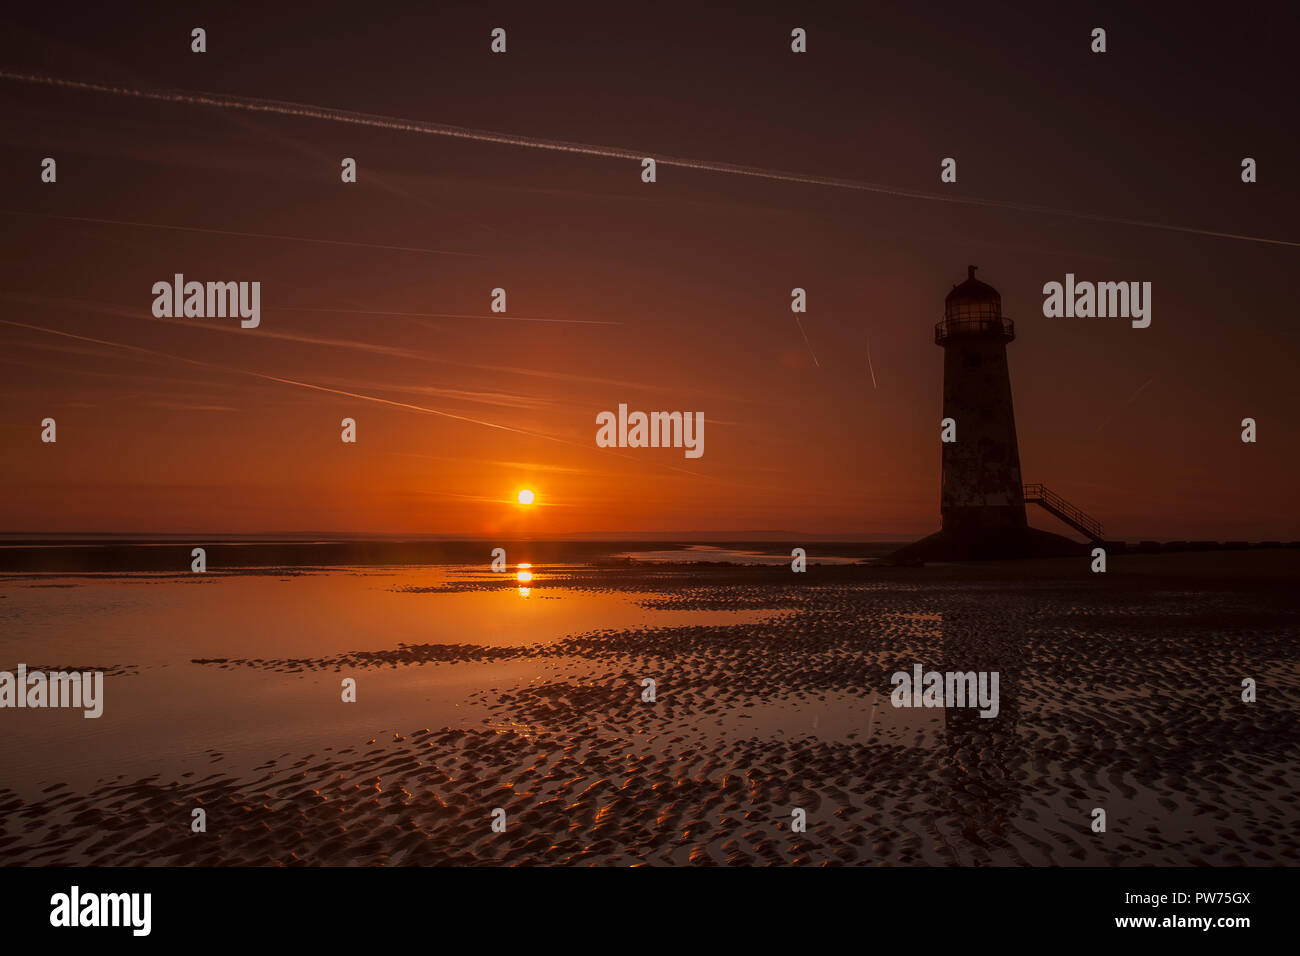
xmin=517 ymin=488 xmax=535 ymax=505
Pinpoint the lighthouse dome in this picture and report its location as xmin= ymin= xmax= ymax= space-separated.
xmin=935 ymin=265 xmax=1014 ymax=345
xmin=944 ymin=265 xmax=1001 ymax=321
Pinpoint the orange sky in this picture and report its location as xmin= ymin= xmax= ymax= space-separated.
xmin=0 ymin=4 xmax=1296 ymax=540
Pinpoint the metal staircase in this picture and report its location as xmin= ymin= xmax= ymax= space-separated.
xmin=1023 ymin=483 xmax=1104 ymax=542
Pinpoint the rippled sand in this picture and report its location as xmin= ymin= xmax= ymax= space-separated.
xmin=1 ymin=552 xmax=1296 ymax=865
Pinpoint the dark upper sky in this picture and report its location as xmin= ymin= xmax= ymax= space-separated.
xmin=0 ymin=1 xmax=1296 ymax=538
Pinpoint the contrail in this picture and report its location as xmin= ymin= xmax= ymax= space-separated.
xmin=1096 ymin=377 xmax=1156 ymax=434
xmin=0 ymin=317 xmax=762 ymax=486
xmin=4 ymin=292 xmax=728 ymax=398
xmin=866 ymin=341 xmax=878 ymax=390
xmin=3 ymin=70 xmax=1297 ymax=249
xmin=0 ymin=209 xmax=482 ymax=258
xmin=276 ymin=306 xmax=619 ymax=326
xmin=0 ymin=317 xmax=538 ymax=436
xmin=1123 ymin=377 xmax=1155 ymax=405
xmin=5 ymin=292 xmax=429 ymax=360
xmin=794 ymin=315 xmax=820 ymax=367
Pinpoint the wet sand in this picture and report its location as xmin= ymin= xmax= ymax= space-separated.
xmin=1 ymin=551 xmax=1297 ymax=865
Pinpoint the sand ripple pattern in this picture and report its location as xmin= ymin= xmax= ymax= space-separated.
xmin=4 ymin=563 xmax=1298 ymax=865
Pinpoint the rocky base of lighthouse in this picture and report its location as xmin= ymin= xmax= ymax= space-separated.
xmin=887 ymin=526 xmax=1090 ymax=564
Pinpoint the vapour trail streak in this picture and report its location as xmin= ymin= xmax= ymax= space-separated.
xmin=4 ymin=70 xmax=1297 ymax=249
xmin=4 ymin=292 xmax=723 ymax=397
xmin=0 ymin=318 xmax=538 ymax=435
xmin=1095 ymin=378 xmax=1157 ymax=434
xmin=794 ymin=316 xmax=820 ymax=367
xmin=0 ymin=318 xmax=754 ymax=486
xmin=1123 ymin=378 xmax=1156 ymax=405
xmin=0 ymin=209 xmax=483 ymax=258
xmin=276 ymin=306 xmax=620 ymax=326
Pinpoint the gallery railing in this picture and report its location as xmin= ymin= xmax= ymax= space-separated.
xmin=935 ymin=316 xmax=1015 ymax=344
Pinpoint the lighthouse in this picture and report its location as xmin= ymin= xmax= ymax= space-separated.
xmin=936 ymin=266 xmax=1027 ymax=537
xmin=891 ymin=266 xmax=1095 ymax=563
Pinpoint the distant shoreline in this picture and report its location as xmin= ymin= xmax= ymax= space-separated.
xmin=0 ymin=539 xmax=897 ymax=573
xmin=0 ymin=537 xmax=1295 ymax=573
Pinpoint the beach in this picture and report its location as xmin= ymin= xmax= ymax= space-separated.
xmin=1 ymin=548 xmax=1296 ymax=866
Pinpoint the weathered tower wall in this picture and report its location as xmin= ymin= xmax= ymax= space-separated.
xmin=940 ymin=334 xmax=1027 ymax=535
